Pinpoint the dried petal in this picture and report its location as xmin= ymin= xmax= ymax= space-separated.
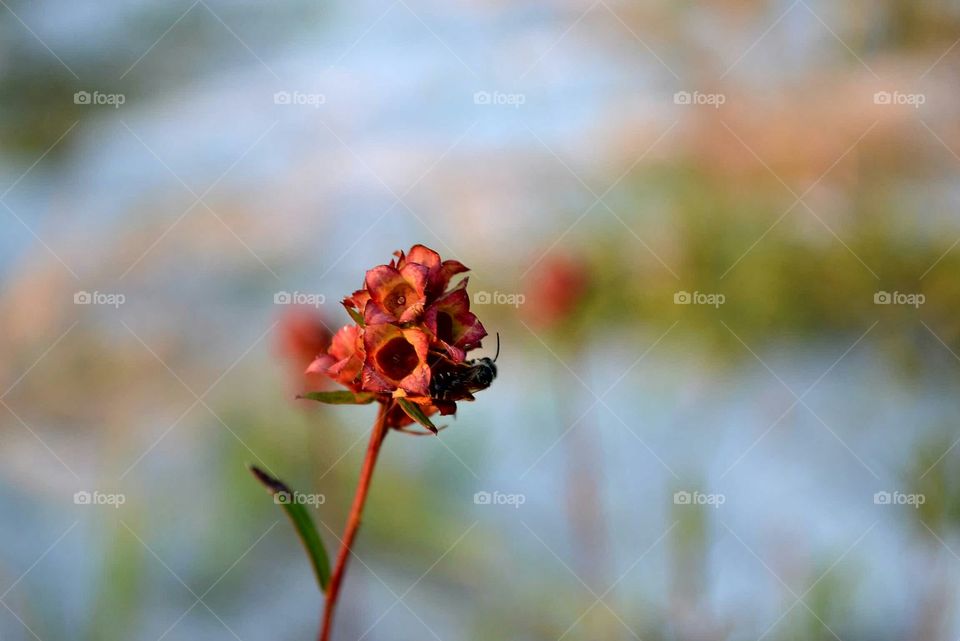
xmin=402 ymin=244 xmax=469 ymax=300
xmin=424 ymin=283 xmax=488 ymax=361
xmin=342 ymin=289 xmax=371 ymax=324
xmin=312 ymin=325 xmax=364 ymax=391
xmin=364 ymin=263 xmax=428 ymax=323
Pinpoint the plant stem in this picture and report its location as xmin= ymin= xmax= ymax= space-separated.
xmin=320 ymin=401 xmax=391 ymax=641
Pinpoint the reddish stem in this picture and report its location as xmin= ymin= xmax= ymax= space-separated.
xmin=319 ymin=401 xmax=391 ymax=641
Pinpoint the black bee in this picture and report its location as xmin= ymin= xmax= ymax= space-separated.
xmin=429 ymin=335 xmax=499 ymax=402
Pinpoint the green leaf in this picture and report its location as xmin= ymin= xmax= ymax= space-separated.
xmin=397 ymin=398 xmax=438 ymax=434
xmin=344 ymin=304 xmax=365 ymax=326
xmin=250 ymin=466 xmax=331 ymax=591
xmin=297 ymin=390 xmax=377 ymax=404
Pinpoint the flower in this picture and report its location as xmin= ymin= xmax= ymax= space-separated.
xmin=307 ymin=324 xmax=364 ymax=391
xmin=342 ymin=288 xmax=370 ymax=321
xmin=523 ymin=254 xmax=589 ymax=329
xmin=396 ymin=244 xmax=468 ymax=300
xmin=361 ymin=324 xmax=430 ymax=396
xmin=305 ymin=244 xmax=494 ymax=429
xmin=424 ymin=281 xmax=487 ymax=362
xmin=363 ymin=263 xmax=428 ymax=324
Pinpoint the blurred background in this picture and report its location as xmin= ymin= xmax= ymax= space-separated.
xmin=2 ymin=0 xmax=960 ymax=639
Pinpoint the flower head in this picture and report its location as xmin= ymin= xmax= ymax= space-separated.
xmin=305 ymin=244 xmax=494 ymax=429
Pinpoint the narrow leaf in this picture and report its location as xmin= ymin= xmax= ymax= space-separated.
xmin=250 ymin=466 xmax=331 ymax=590
xmin=344 ymin=304 xmax=365 ymax=326
xmin=397 ymin=398 xmax=438 ymax=434
xmin=397 ymin=425 xmax=449 ymax=436
xmin=297 ymin=390 xmax=377 ymax=405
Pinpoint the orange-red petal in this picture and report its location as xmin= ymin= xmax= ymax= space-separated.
xmin=364 ymin=263 xmax=428 ymax=323
xmin=424 ymin=284 xmax=488 ymax=361
xmin=310 ymin=324 xmax=364 ymax=390
xmin=400 ymin=244 xmax=469 ymax=299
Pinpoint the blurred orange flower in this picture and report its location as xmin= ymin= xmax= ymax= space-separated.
xmin=276 ymin=307 xmax=332 ymax=389
xmin=524 ymin=254 xmax=589 ymax=329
